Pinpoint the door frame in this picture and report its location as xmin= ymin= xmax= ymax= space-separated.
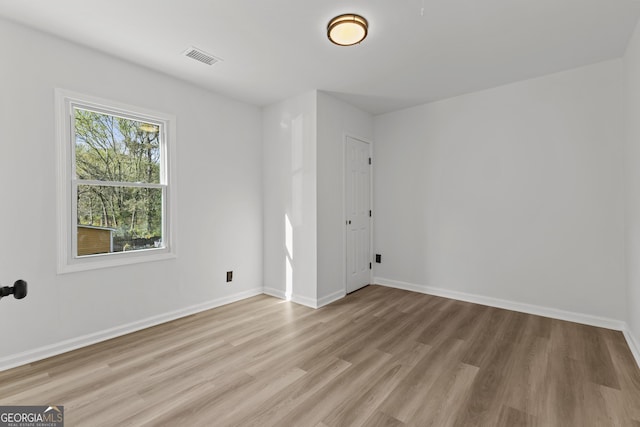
xmin=343 ymin=133 xmax=374 ymax=294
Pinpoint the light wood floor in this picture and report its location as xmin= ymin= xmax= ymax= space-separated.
xmin=1 ymin=285 xmax=640 ymax=426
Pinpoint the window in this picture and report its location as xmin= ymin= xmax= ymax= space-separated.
xmin=56 ymin=90 xmax=176 ymax=273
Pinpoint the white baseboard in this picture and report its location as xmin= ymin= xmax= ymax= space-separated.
xmin=262 ymin=286 xmax=286 ymax=300
xmin=623 ymin=327 xmax=640 ymax=370
xmin=317 ymin=290 xmax=346 ymax=308
xmin=6 ymin=281 xmax=634 ymax=373
xmin=373 ymin=277 xmax=626 ymax=331
xmin=262 ymin=287 xmax=316 ymax=308
xmin=291 ymin=294 xmax=319 ymax=309
xmin=0 ymin=287 xmax=263 ymax=372
xmin=262 ymin=287 xmax=346 ymax=309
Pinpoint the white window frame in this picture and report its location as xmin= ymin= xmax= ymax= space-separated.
xmin=55 ymin=89 xmax=177 ymax=273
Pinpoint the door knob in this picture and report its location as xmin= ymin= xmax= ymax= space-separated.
xmin=0 ymin=280 xmax=27 ymax=301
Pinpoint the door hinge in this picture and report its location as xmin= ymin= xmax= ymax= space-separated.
xmin=369 ymin=157 xmax=372 ymax=165
xmin=369 ymin=262 xmax=372 ymax=269
xmin=369 ymin=210 xmax=372 ymax=217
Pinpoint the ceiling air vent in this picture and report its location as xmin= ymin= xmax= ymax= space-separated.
xmin=183 ymin=47 xmax=222 ymax=66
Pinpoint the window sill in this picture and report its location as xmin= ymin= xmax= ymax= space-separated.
xmin=57 ymin=248 xmax=177 ymax=274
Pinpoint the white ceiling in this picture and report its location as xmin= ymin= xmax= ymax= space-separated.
xmin=1 ymin=0 xmax=639 ymax=114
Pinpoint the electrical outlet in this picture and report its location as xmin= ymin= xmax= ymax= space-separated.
xmin=375 ymin=254 xmax=382 ymax=263
xmin=226 ymin=271 xmax=233 ymax=282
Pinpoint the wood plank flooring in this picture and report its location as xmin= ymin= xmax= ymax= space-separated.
xmin=1 ymin=285 xmax=639 ymax=426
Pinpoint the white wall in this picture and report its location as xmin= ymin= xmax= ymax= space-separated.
xmin=262 ymin=91 xmax=318 ymax=306
xmin=373 ymin=60 xmax=627 ymax=321
xmin=316 ymin=92 xmax=374 ymax=303
xmin=625 ymin=21 xmax=640 ymax=353
xmin=0 ymin=19 xmax=263 ymax=367
xmin=263 ymin=91 xmax=373 ymax=307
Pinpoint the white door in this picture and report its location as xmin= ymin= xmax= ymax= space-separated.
xmin=345 ymin=136 xmax=371 ymax=294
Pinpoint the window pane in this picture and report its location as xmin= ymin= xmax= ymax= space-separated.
xmin=74 ymin=108 xmax=161 ymax=184
xmin=77 ymin=185 xmax=163 ymax=256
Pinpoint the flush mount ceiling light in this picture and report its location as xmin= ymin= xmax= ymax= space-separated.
xmin=327 ymin=14 xmax=368 ymax=46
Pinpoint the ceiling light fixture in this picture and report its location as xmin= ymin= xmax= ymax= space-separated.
xmin=327 ymin=14 xmax=368 ymax=46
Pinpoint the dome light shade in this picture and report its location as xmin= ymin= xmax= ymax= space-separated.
xmin=327 ymin=14 xmax=368 ymax=46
